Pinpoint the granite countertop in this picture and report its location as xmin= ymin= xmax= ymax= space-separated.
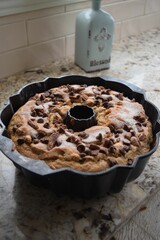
xmin=0 ymin=28 xmax=160 ymax=240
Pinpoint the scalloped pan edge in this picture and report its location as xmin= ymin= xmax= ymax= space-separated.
xmin=0 ymin=75 xmax=159 ymax=198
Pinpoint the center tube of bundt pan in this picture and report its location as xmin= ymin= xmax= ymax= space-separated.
xmin=65 ymin=105 xmax=97 ymax=131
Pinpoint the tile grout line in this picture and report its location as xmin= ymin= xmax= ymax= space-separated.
xmin=108 ymin=219 xmax=156 ymax=240
xmin=106 ymin=184 xmax=160 ymax=240
xmin=132 ymin=219 xmax=157 ymax=240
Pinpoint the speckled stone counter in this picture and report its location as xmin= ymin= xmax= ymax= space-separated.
xmin=0 ymin=28 xmax=160 ymax=240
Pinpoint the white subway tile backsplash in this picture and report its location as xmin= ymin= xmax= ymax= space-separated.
xmin=0 ymin=37 xmax=65 ymax=79
xmin=145 ymin=0 xmax=160 ymax=14
xmin=103 ymin=0 xmax=145 ymax=21
xmin=0 ymin=6 xmax=65 ymax=26
xmin=66 ymin=0 xmax=89 ymax=12
xmin=114 ymin=22 xmax=122 ymax=42
xmin=102 ymin=0 xmax=129 ymax=5
xmin=66 ymin=0 xmax=128 ymax=12
xmin=0 ymin=0 xmax=159 ymax=79
xmin=0 ymin=21 xmax=27 ymax=53
xmin=27 ymin=37 xmax=65 ymax=65
xmin=66 ymin=34 xmax=75 ymax=57
xmin=27 ymin=11 xmax=78 ymax=44
xmin=121 ymin=12 xmax=160 ymax=39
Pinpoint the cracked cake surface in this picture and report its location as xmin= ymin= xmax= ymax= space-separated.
xmin=8 ymin=84 xmax=153 ymax=172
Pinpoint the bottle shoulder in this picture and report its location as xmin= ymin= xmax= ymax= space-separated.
xmin=95 ymin=10 xmax=115 ymax=24
xmin=77 ymin=9 xmax=114 ymax=23
xmin=101 ymin=10 xmax=115 ymax=23
xmin=77 ymin=9 xmax=92 ymax=19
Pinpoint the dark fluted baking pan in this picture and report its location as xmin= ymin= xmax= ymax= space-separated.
xmin=0 ymin=75 xmax=160 ymax=198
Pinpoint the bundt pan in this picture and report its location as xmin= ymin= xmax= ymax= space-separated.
xmin=0 ymin=75 xmax=160 ymax=198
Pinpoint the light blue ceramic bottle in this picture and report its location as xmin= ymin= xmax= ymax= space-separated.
xmin=75 ymin=0 xmax=115 ymax=72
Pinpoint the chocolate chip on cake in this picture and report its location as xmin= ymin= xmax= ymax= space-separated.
xmin=77 ymin=144 xmax=86 ymax=152
xmin=127 ymin=159 xmax=133 ymax=165
xmin=28 ymin=120 xmax=38 ymax=130
xmin=40 ymin=94 xmax=45 ymax=101
xmin=108 ymin=159 xmax=117 ymax=167
xmin=116 ymin=138 xmax=121 ymax=143
xmin=101 ymin=88 xmax=111 ymax=95
xmin=94 ymin=99 xmax=101 ymax=106
xmin=80 ymin=153 xmax=86 ymax=158
xmin=99 ymin=148 xmax=108 ymax=155
xmin=76 ymin=86 xmax=86 ymax=92
xmin=123 ymin=145 xmax=131 ymax=152
xmin=35 ymin=108 xmax=47 ymax=118
xmin=123 ymin=139 xmax=131 ymax=145
xmin=17 ymin=138 xmax=25 ymax=145
xmin=41 ymin=138 xmax=49 ymax=144
xmin=107 ymin=96 xmax=113 ymax=102
xmin=119 ymin=148 xmax=126 ymax=156
xmin=96 ymin=133 xmax=103 ymax=141
xmin=89 ymin=144 xmax=100 ymax=150
xmin=12 ymin=126 xmax=17 ymax=133
xmin=33 ymin=138 xmax=39 ymax=144
xmin=55 ymin=140 xmax=62 ymax=146
xmin=69 ymin=91 xmax=74 ymax=96
xmin=108 ymin=124 xmax=116 ymax=133
xmin=142 ymin=122 xmax=147 ymax=127
xmin=103 ymin=102 xmax=113 ymax=109
xmin=37 ymin=132 xmax=46 ymax=139
xmin=136 ymin=123 xmax=143 ymax=132
xmin=103 ymin=139 xmax=113 ymax=148
xmin=91 ymin=150 xmax=99 ymax=156
xmin=30 ymin=110 xmax=37 ymax=117
xmin=36 ymin=100 xmax=43 ymax=106
xmin=68 ymin=129 xmax=74 ymax=133
xmin=81 ymin=93 xmax=88 ymax=101
xmin=43 ymin=122 xmax=50 ymax=129
xmin=134 ymin=114 xmax=146 ymax=123
xmin=47 ymin=141 xmax=54 ymax=150
xmin=109 ymin=146 xmax=116 ymax=154
xmin=84 ymin=149 xmax=91 ymax=155
xmin=78 ymin=132 xmax=89 ymax=139
xmin=45 ymin=133 xmax=57 ymax=150
xmin=123 ymin=124 xmax=131 ymax=132
xmin=116 ymin=93 xmax=123 ymax=100
xmin=138 ymin=133 xmax=146 ymax=141
xmin=116 ymin=129 xmax=123 ymax=134
xmin=43 ymin=91 xmax=50 ymax=98
xmin=66 ymin=135 xmax=78 ymax=144
xmin=115 ymin=133 xmax=119 ymax=138
xmin=130 ymin=129 xmax=136 ymax=136
xmin=58 ymin=126 xmax=65 ymax=134
xmin=79 ymin=158 xmax=85 ymax=164
xmin=37 ymin=118 xmax=44 ymax=123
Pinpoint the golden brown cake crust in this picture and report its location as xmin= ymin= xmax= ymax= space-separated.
xmin=8 ymin=84 xmax=153 ymax=172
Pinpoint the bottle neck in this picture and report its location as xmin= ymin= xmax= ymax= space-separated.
xmin=92 ymin=0 xmax=101 ymax=11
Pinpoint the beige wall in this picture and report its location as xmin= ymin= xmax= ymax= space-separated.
xmin=0 ymin=0 xmax=160 ymax=79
